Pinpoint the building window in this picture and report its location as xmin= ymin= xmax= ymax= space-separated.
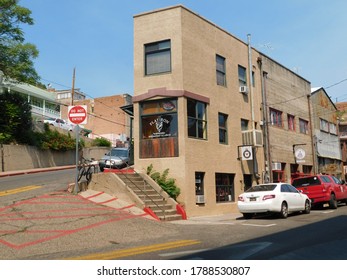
xmin=139 ymin=98 xmax=178 ymax=158
xmin=216 ymin=55 xmax=226 ymax=86
xmin=320 ymin=118 xmax=329 ymax=133
xmin=270 ymin=108 xmax=282 ymax=127
xmin=330 ymin=123 xmax=337 ymax=135
xmin=288 ymin=114 xmax=295 ymax=131
xmin=299 ymin=118 xmax=309 ymax=134
xmin=195 ymin=172 xmax=205 ymax=204
xmin=238 ymin=65 xmax=247 ymax=87
xmin=140 ymin=99 xmax=177 ymax=139
xmin=241 ymin=119 xmax=249 ymax=131
xmin=187 ymin=99 xmax=207 ymax=139
xmin=145 ymin=40 xmax=171 ymax=75
xmin=215 ymin=173 xmax=235 ymax=203
xmin=218 ymin=113 xmax=228 ymax=144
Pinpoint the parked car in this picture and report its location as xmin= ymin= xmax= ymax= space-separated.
xmin=237 ymin=183 xmax=311 ymax=219
xmin=292 ymin=175 xmax=347 ymax=209
xmin=98 ymin=147 xmax=131 ymax=171
xmin=44 ymin=118 xmax=73 ymax=131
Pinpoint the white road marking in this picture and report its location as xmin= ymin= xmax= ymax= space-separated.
xmin=242 ymin=223 xmax=276 ymax=227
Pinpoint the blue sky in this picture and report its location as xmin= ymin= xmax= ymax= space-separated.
xmin=20 ymin=0 xmax=347 ymax=102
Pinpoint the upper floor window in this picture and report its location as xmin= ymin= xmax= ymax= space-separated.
xmin=145 ymin=40 xmax=171 ymax=75
xmin=270 ymin=108 xmax=282 ymax=127
xmin=299 ymin=118 xmax=309 ymax=134
xmin=216 ymin=55 xmax=226 ymax=86
xmin=288 ymin=114 xmax=295 ymax=131
xmin=218 ymin=113 xmax=228 ymax=144
xmin=320 ymin=118 xmax=329 ymax=133
xmin=330 ymin=122 xmax=337 ymax=135
xmin=238 ymin=65 xmax=247 ymax=87
xmin=187 ymin=99 xmax=207 ymax=140
xmin=241 ymin=119 xmax=249 ymax=131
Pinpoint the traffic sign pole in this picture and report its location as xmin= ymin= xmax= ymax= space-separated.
xmin=74 ymin=125 xmax=80 ymax=194
xmin=68 ymin=105 xmax=87 ymax=194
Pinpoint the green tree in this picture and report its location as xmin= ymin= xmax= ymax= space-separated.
xmin=0 ymin=91 xmax=32 ymax=144
xmin=0 ymin=0 xmax=40 ymax=84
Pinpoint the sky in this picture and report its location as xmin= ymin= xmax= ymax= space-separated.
xmin=19 ymin=0 xmax=347 ymax=102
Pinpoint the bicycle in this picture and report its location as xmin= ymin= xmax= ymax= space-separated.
xmin=78 ymin=157 xmax=98 ymax=183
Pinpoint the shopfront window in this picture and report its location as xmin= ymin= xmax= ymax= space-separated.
xmin=215 ymin=173 xmax=235 ymax=203
xmin=140 ymin=99 xmax=178 ymax=158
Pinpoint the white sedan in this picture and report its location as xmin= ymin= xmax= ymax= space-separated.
xmin=237 ymin=183 xmax=311 ymax=219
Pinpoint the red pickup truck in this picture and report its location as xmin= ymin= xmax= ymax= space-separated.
xmin=292 ymin=175 xmax=347 ymax=209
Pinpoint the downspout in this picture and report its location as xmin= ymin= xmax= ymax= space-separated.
xmin=307 ymin=94 xmax=317 ymax=174
xmin=247 ymin=34 xmax=258 ymax=182
xmin=258 ymin=57 xmax=271 ymax=183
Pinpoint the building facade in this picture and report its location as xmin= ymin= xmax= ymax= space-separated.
xmin=310 ymin=88 xmax=342 ymax=178
xmin=259 ymin=55 xmax=314 ymax=183
xmin=133 ymin=6 xmax=266 ymax=217
xmin=132 ymin=5 xmax=327 ymax=217
xmin=0 ymin=78 xmax=60 ymax=120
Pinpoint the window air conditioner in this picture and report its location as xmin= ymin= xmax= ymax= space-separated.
xmin=239 ymin=86 xmax=248 ymax=94
xmin=196 ymin=195 xmax=205 ymax=204
xmin=241 ymin=130 xmax=263 ymax=147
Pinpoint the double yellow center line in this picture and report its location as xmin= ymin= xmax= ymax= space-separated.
xmin=68 ymin=239 xmax=201 ymax=260
xmin=0 ymin=185 xmax=42 ymax=197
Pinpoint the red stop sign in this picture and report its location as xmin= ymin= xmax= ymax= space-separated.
xmin=68 ymin=105 xmax=87 ymax=124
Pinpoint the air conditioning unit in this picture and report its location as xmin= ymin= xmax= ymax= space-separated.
xmin=272 ymin=162 xmax=282 ymax=171
xmin=241 ymin=130 xmax=263 ymax=147
xmin=239 ymin=86 xmax=248 ymax=94
xmin=196 ymin=195 xmax=205 ymax=204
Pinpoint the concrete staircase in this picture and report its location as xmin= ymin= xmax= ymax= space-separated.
xmin=117 ymin=172 xmax=183 ymax=221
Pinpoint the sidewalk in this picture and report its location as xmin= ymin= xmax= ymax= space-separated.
xmin=0 ymin=165 xmax=75 ymax=177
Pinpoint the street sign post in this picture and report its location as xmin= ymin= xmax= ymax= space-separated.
xmin=68 ymin=105 xmax=88 ymax=194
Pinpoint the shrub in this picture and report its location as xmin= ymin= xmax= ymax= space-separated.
xmin=146 ymin=164 xmax=181 ymax=200
xmin=92 ymin=137 xmax=111 ymax=147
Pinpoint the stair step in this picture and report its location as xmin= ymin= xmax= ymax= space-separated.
xmin=157 ymin=214 xmax=183 ymax=221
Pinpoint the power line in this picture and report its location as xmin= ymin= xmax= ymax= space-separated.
xmin=325 ymin=78 xmax=347 ymax=89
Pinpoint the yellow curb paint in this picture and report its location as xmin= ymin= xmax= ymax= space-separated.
xmin=0 ymin=185 xmax=42 ymax=197
xmin=67 ymin=239 xmax=201 ymax=260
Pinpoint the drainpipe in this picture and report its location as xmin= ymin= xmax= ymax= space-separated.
xmin=258 ymin=57 xmax=271 ymax=183
xmin=307 ymin=94 xmax=317 ymax=174
xmin=248 ymin=34 xmax=259 ymax=183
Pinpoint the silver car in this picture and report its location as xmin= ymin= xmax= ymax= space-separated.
xmin=98 ymin=147 xmax=130 ymax=171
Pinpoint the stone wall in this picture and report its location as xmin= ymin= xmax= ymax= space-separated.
xmin=0 ymin=144 xmax=110 ymax=172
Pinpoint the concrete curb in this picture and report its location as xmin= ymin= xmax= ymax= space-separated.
xmin=0 ymin=165 xmax=75 ymax=177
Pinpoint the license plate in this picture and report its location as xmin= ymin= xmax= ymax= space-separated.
xmin=250 ymin=197 xmax=256 ymax=202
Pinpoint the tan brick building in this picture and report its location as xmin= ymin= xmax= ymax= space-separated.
xmin=132 ymin=5 xmax=316 ymax=217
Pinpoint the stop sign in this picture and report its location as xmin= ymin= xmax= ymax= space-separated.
xmin=68 ymin=105 xmax=87 ymax=125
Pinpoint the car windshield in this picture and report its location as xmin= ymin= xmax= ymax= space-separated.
xmin=108 ymin=149 xmax=128 ymax=157
xmin=246 ymin=184 xmax=276 ymax=192
xmin=292 ymin=177 xmax=321 ymax=187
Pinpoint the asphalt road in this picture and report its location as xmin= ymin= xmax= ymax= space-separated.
xmin=0 ymin=170 xmax=347 ymax=260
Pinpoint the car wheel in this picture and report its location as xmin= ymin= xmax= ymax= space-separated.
xmin=303 ymin=199 xmax=311 ymax=214
xmin=329 ymin=194 xmax=338 ymax=209
xmin=99 ymin=166 xmax=104 ymax=172
xmin=243 ymin=213 xmax=253 ymax=219
xmin=279 ymin=202 xmax=288 ymax=219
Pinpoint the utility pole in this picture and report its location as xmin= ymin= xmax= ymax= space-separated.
xmin=71 ymin=67 xmax=76 ymax=105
